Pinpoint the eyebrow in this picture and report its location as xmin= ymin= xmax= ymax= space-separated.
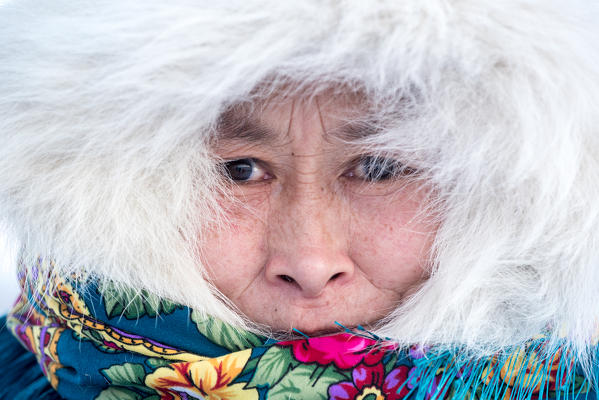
xmin=328 ymin=120 xmax=382 ymax=142
xmin=214 ymin=108 xmax=383 ymax=144
xmin=216 ymin=115 xmax=278 ymax=143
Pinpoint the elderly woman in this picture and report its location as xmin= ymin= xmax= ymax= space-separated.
xmin=0 ymin=1 xmax=598 ymax=399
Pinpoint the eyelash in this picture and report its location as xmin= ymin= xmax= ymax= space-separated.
xmin=222 ymin=158 xmax=270 ymax=182
xmin=221 ymin=156 xmax=415 ymax=183
xmin=346 ymin=155 xmax=415 ymax=182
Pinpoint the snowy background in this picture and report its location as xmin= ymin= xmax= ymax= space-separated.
xmin=0 ymin=0 xmax=18 ymax=316
xmin=0 ymin=2 xmax=29 ymax=315
xmin=0 ymin=229 xmax=20 ymax=315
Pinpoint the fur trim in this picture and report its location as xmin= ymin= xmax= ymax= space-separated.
xmin=1 ymin=0 xmax=599 ymax=368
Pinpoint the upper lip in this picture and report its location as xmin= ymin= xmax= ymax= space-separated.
xmin=286 ymin=295 xmax=335 ymax=309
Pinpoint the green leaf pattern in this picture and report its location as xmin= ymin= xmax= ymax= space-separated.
xmin=247 ymin=346 xmax=299 ymax=389
xmin=191 ymin=310 xmax=265 ymax=352
xmin=267 ymin=364 xmax=348 ymax=400
xmin=100 ymin=282 xmax=180 ymax=319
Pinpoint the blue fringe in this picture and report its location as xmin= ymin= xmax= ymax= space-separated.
xmin=336 ymin=323 xmax=599 ymax=400
xmin=0 ymin=315 xmax=63 ymax=400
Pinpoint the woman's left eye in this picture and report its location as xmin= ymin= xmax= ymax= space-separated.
xmin=222 ymin=158 xmax=269 ymax=182
xmin=347 ymin=155 xmax=413 ymax=182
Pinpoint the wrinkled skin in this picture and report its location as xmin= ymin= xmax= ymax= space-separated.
xmin=203 ymin=95 xmax=436 ymax=335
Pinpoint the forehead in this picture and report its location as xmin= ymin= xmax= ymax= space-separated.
xmin=214 ymin=93 xmax=382 ymax=145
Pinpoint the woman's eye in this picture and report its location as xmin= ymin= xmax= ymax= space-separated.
xmin=349 ymin=155 xmax=412 ymax=182
xmin=222 ymin=158 xmax=268 ymax=182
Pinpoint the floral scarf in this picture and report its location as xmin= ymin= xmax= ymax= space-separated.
xmin=6 ymin=259 xmax=598 ymax=400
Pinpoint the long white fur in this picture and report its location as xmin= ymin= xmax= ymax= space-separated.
xmin=1 ymin=0 xmax=598 ymax=368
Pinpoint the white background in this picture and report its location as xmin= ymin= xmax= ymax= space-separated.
xmin=0 ymin=1 xmax=28 ymax=315
xmin=0 ymin=230 xmax=20 ymax=315
xmin=0 ymin=0 xmax=18 ymax=315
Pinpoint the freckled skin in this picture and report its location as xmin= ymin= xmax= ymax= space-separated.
xmin=202 ymin=95 xmax=437 ymax=335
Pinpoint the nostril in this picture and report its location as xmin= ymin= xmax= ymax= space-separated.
xmin=279 ymin=275 xmax=295 ymax=283
xmin=330 ymin=272 xmax=342 ymax=281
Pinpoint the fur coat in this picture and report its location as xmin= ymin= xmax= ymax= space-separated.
xmin=0 ymin=0 xmax=598 ymax=398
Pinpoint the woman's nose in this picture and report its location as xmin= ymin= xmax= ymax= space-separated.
xmin=265 ymin=189 xmax=355 ymax=298
xmin=266 ymin=249 xmax=354 ymax=298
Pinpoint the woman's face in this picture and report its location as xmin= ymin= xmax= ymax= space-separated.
xmin=203 ymin=95 xmax=436 ymax=335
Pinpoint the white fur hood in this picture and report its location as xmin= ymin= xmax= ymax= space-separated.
xmin=1 ymin=0 xmax=599 ymax=361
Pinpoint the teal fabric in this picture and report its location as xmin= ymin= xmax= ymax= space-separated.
xmin=0 ymin=315 xmax=63 ymax=400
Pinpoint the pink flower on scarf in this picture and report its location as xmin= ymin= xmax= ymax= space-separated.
xmin=278 ymin=333 xmax=394 ymax=369
xmin=328 ymin=363 xmax=411 ymax=400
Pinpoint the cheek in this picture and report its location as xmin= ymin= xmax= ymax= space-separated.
xmin=200 ymin=194 xmax=269 ymax=298
xmin=349 ymin=188 xmax=435 ymax=290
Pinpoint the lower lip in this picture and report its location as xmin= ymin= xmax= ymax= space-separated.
xmin=291 ymin=325 xmax=347 ymax=337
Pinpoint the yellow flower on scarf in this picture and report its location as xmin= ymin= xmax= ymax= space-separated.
xmin=482 ymin=348 xmax=564 ymax=400
xmin=145 ymin=349 xmax=258 ymax=400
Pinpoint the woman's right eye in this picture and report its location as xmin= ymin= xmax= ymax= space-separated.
xmin=222 ymin=158 xmax=269 ymax=182
xmin=346 ymin=155 xmax=416 ymax=182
